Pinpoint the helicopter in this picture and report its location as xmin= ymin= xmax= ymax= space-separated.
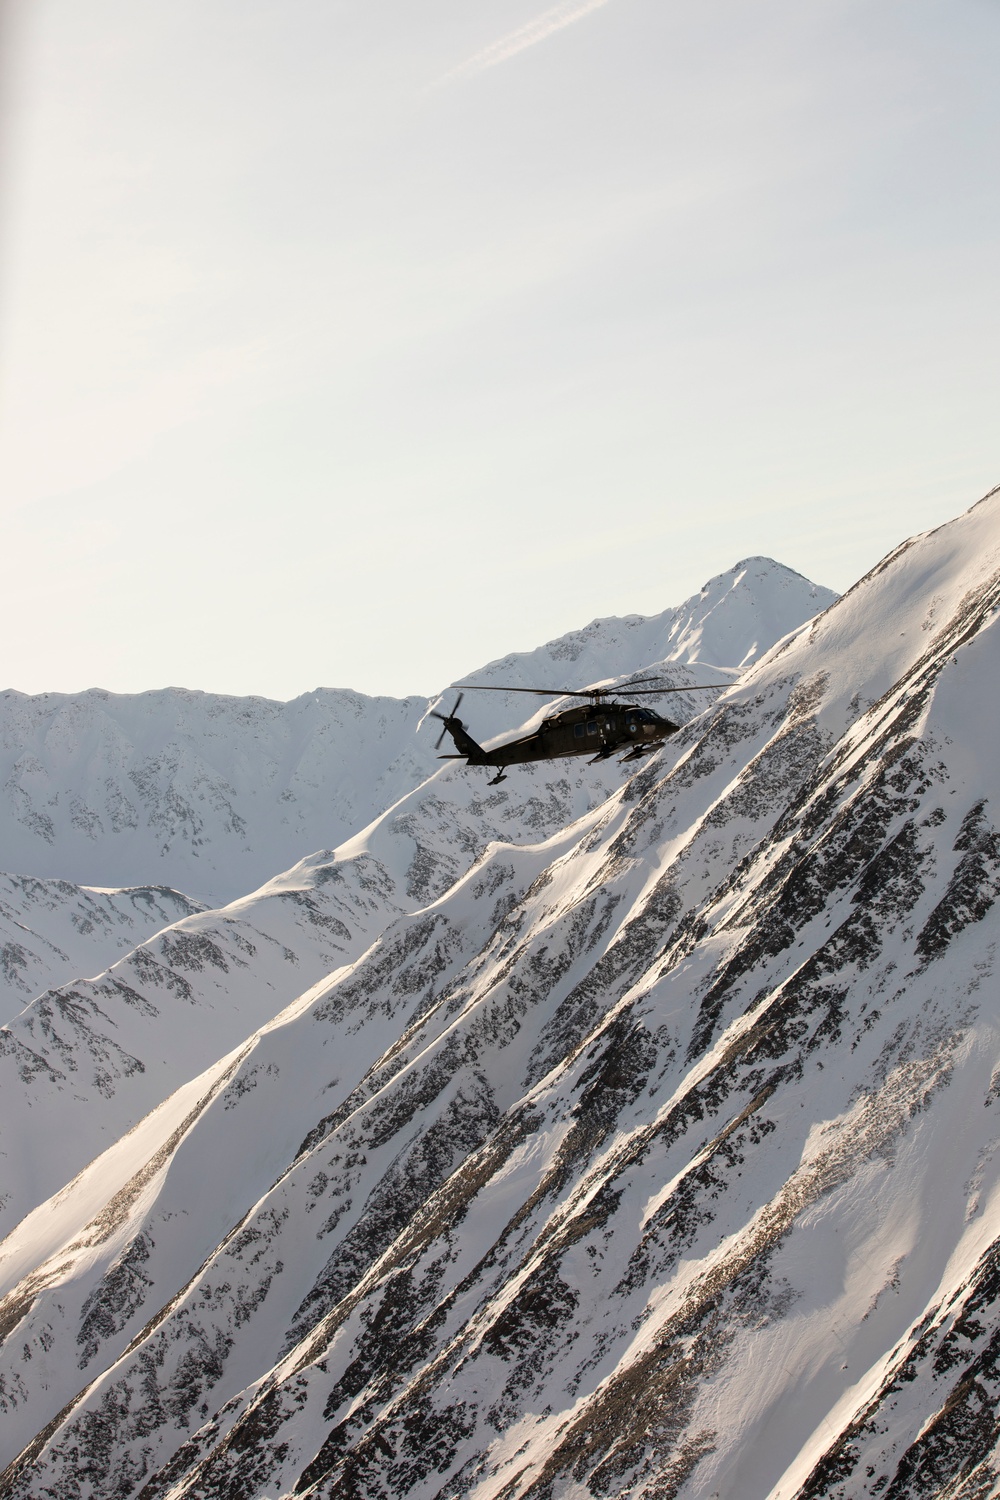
xmin=430 ymin=676 xmax=726 ymax=785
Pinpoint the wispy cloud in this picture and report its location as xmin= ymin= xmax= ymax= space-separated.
xmin=435 ymin=0 xmax=616 ymax=87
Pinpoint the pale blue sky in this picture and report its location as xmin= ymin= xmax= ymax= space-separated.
xmin=0 ymin=0 xmax=997 ymax=698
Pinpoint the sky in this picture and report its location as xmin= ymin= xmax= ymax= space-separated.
xmin=0 ymin=0 xmax=997 ymax=700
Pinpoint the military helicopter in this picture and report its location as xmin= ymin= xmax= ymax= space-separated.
xmin=430 ymin=676 xmax=725 ymax=785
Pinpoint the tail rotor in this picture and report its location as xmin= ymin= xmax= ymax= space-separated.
xmin=430 ymin=692 xmax=465 ymax=750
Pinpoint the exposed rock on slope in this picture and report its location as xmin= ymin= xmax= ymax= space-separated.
xmin=0 ymin=560 xmax=834 ymax=905
xmin=0 ymin=750 xmax=636 ymax=1249
xmin=9 ymin=497 xmax=1000 ymax=1500
xmin=0 ymin=876 xmax=205 ymax=1024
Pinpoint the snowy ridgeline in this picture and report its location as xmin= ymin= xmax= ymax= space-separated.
xmin=0 ymin=558 xmax=833 ymax=1017
xmin=0 ymin=558 xmax=834 ymax=908
xmin=0 ymin=876 xmax=206 ymax=1025
xmin=3 ymin=490 xmax=1000 ymax=1499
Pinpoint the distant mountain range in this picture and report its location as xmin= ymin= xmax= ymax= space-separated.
xmin=8 ymin=494 xmax=1000 ymax=1500
xmin=0 ymin=558 xmax=834 ymax=907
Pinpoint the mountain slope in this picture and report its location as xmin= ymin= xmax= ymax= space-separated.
xmin=0 ymin=686 xmax=428 ymax=908
xmin=0 ymin=876 xmax=205 ymax=1024
xmin=0 ymin=489 xmax=998 ymax=1498
xmin=467 ymin=555 xmax=833 ymax=691
xmin=0 ymin=560 xmax=835 ymax=906
xmin=0 ymin=746 xmax=644 ymax=1254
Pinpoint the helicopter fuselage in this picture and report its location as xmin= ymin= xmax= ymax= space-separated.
xmin=438 ymin=699 xmax=679 ymax=777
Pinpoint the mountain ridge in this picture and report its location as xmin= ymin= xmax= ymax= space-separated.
xmin=0 ymin=875 xmax=206 ymax=1025
xmin=0 ymin=558 xmax=835 ymax=906
xmin=8 ymin=499 xmax=1000 ymax=1498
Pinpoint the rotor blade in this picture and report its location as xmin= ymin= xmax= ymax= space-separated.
xmin=431 ymin=704 xmax=449 ymax=749
xmin=453 ymin=683 xmax=586 ymax=696
xmin=450 ymin=680 xmax=727 ymax=700
xmin=615 ymin=676 xmax=720 ymax=690
xmin=608 ymin=676 xmax=667 ymax=687
xmin=432 ymin=691 xmax=465 ymax=750
xmin=618 ymin=684 xmax=727 ymax=696
xmin=581 ymin=676 xmax=687 ymax=692
xmin=453 ymin=683 xmax=658 ymax=698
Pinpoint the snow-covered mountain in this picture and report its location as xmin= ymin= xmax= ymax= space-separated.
xmin=0 ymin=559 xmax=834 ymax=908
xmin=0 ymin=748 xmax=654 ymax=1247
xmin=0 ymin=875 xmax=205 ymax=1024
xmin=0 ymin=686 xmax=428 ymax=909
xmin=12 ymin=495 xmax=1000 ymax=1500
xmin=464 ymin=554 xmax=832 ymax=691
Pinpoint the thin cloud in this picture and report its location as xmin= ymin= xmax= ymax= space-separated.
xmin=435 ymin=0 xmax=615 ymax=87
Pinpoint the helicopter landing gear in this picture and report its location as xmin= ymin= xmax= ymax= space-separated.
xmin=488 ymin=768 xmax=508 ymax=785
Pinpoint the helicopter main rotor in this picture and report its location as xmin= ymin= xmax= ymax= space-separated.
xmin=451 ymin=676 xmax=726 ymax=703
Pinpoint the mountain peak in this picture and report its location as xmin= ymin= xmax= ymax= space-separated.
xmin=0 ymin=561 xmax=834 ymax=905
xmin=5 ymin=496 xmax=1000 ymax=1500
